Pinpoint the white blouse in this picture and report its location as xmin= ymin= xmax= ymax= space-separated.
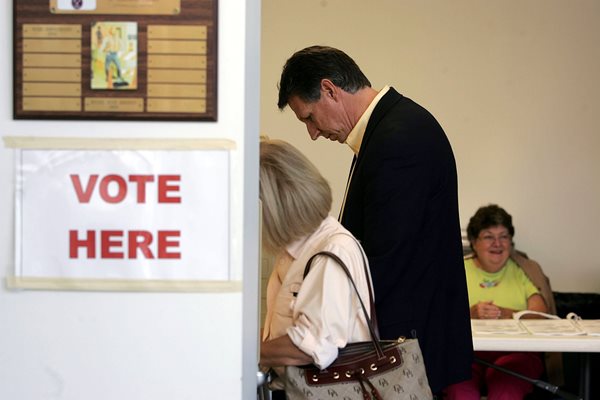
xmin=262 ymin=216 xmax=373 ymax=369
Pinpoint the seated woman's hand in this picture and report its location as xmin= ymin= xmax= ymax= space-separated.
xmin=472 ymin=300 xmax=502 ymax=319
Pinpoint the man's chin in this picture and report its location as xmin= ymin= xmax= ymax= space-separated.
xmin=317 ymin=134 xmax=341 ymax=143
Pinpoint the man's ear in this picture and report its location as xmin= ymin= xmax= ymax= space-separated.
xmin=320 ymin=79 xmax=337 ymax=99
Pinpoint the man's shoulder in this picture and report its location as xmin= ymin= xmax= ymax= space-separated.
xmin=371 ymin=90 xmax=436 ymax=127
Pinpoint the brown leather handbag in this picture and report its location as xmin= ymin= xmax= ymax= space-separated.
xmin=284 ymin=251 xmax=432 ymax=400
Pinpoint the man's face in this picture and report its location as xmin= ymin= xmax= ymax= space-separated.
xmin=288 ymin=92 xmax=351 ymax=143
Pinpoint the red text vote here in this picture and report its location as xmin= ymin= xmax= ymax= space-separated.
xmin=69 ymin=230 xmax=181 ymax=259
xmin=68 ymin=173 xmax=182 ymax=260
xmin=70 ymin=174 xmax=181 ymax=204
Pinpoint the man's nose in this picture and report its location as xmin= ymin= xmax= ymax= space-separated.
xmin=307 ymin=125 xmax=320 ymax=141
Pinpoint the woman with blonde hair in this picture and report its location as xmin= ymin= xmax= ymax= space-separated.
xmin=259 ymin=138 xmax=373 ymax=399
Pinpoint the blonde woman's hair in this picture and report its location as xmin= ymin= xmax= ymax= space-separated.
xmin=260 ymin=138 xmax=332 ymax=253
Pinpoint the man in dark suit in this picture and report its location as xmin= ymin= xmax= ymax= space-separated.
xmin=277 ymin=45 xmax=473 ymax=395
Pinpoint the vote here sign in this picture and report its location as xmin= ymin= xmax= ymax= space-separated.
xmin=12 ymin=143 xmax=232 ymax=290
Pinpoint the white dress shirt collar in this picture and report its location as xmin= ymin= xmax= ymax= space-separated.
xmin=345 ymin=85 xmax=390 ymax=155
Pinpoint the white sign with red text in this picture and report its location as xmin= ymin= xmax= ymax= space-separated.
xmin=14 ymin=148 xmax=230 ymax=286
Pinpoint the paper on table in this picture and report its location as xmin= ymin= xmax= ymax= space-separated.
xmin=471 ymin=319 xmax=528 ymax=335
xmin=513 ymin=310 xmax=560 ymax=320
xmin=574 ymin=320 xmax=600 ymax=336
xmin=519 ymin=319 xmax=586 ymax=336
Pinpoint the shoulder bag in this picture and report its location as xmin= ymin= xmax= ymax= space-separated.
xmin=284 ymin=250 xmax=432 ymax=400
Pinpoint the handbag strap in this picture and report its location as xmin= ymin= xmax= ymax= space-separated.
xmin=303 ymin=250 xmax=385 ymax=360
xmin=303 ymin=234 xmax=379 ymax=336
xmin=353 ymin=241 xmax=380 ymax=338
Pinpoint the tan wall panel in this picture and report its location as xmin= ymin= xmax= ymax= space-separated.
xmin=23 ymin=53 xmax=81 ymax=68
xmin=147 ymin=40 xmax=206 ymax=54
xmin=85 ymin=97 xmax=144 ymax=112
xmin=23 ymin=39 xmax=81 ymax=53
xmin=48 ymin=0 xmax=180 ymax=15
xmin=23 ymin=97 xmax=81 ymax=111
xmin=147 ymin=83 xmax=206 ymax=98
xmin=23 ymin=24 xmax=82 ymax=39
xmin=148 ymin=25 xmax=207 ymax=40
xmin=23 ymin=24 xmax=81 ymax=39
xmin=23 ymin=82 xmax=81 ymax=96
xmin=23 ymin=68 xmax=81 ymax=82
xmin=148 ymin=54 xmax=206 ymax=69
xmin=147 ymin=98 xmax=206 ymax=113
xmin=148 ymin=69 xmax=206 ymax=83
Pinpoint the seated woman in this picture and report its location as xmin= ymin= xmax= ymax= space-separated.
xmin=258 ymin=138 xmax=373 ymax=398
xmin=446 ymin=204 xmax=547 ymax=400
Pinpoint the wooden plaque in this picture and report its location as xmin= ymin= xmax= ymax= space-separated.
xmin=14 ymin=0 xmax=217 ymax=121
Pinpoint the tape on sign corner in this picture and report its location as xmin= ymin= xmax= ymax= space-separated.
xmin=2 ymin=136 xmax=237 ymax=150
xmin=4 ymin=276 xmax=243 ymax=292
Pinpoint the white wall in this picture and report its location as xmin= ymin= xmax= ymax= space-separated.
xmin=260 ymin=0 xmax=600 ymax=294
xmin=0 ymin=1 xmax=260 ymax=399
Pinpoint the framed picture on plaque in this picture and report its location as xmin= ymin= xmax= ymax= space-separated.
xmin=90 ymin=21 xmax=138 ymax=90
xmin=13 ymin=0 xmax=217 ymax=121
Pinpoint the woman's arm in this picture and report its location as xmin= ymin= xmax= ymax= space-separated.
xmin=496 ymin=293 xmax=548 ymax=319
xmin=518 ymin=293 xmax=548 ymax=319
xmin=472 ymin=293 xmax=548 ymax=319
xmin=259 ymin=334 xmax=313 ymax=368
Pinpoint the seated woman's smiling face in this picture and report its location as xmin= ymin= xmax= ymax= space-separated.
xmin=472 ymin=225 xmax=512 ymax=272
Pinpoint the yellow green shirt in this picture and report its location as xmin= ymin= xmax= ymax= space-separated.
xmin=464 ymin=257 xmax=539 ymax=311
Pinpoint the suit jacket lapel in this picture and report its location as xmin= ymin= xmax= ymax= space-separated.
xmin=359 ymin=87 xmax=403 ymax=160
xmin=340 ymin=88 xmax=403 ymax=222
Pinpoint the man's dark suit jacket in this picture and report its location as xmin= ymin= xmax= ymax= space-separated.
xmin=340 ymin=87 xmax=473 ymax=392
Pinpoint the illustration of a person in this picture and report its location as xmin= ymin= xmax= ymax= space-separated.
xmin=100 ymin=26 xmax=128 ymax=88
